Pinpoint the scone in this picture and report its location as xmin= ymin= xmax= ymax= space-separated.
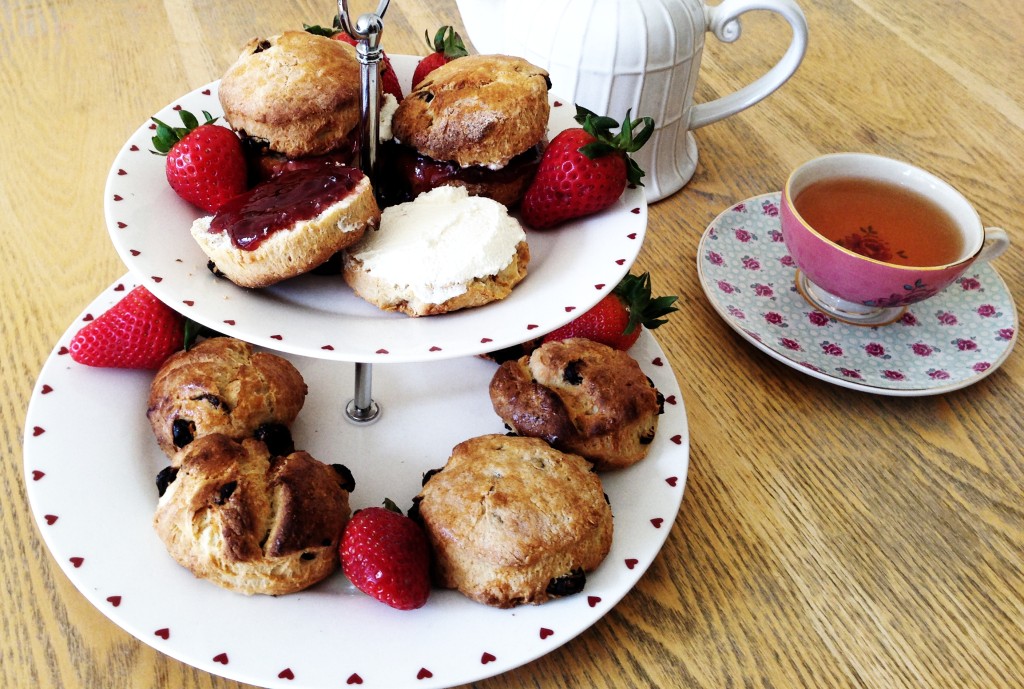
xmin=153 ymin=434 xmax=353 ymax=595
xmin=147 ymin=337 xmax=307 ymax=462
xmin=413 ymin=434 xmax=612 ymax=608
xmin=382 ymin=54 xmax=550 ymax=206
xmin=191 ymin=164 xmax=380 ymax=288
xmin=343 ymin=185 xmax=529 ymax=316
xmin=219 ymin=31 xmax=361 ymax=159
xmin=489 ymin=338 xmax=662 ymax=471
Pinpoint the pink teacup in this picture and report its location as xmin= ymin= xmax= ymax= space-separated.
xmin=780 ymin=153 xmax=1010 ymax=325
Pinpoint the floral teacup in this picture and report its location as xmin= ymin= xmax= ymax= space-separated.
xmin=780 ymin=153 xmax=1009 ymax=326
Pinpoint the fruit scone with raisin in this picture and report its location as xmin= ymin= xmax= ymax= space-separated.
xmin=154 ymin=433 xmax=355 ymax=595
xmin=188 ymin=31 xmax=381 ymax=288
xmin=380 ymin=53 xmax=551 ymax=207
xmin=343 ymin=185 xmax=530 ymax=316
xmin=489 ymin=337 xmax=663 ymax=471
xmin=147 ymin=337 xmax=308 ymax=463
xmin=412 ymin=434 xmax=612 ymax=608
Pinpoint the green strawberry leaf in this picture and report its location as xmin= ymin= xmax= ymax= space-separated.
xmin=183 ymin=318 xmax=224 ymax=351
xmin=303 ymin=22 xmax=339 ymax=37
xmin=572 ymin=106 xmax=656 ymax=185
xmin=614 ymin=272 xmax=679 ymax=334
xmin=150 ymin=109 xmax=218 ymax=156
xmin=426 ymin=26 xmax=468 ymax=58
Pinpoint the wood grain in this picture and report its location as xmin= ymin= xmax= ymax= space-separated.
xmin=2 ymin=1 xmax=1021 ymax=688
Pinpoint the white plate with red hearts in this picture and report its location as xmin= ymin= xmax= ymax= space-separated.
xmin=24 ymin=276 xmax=689 ymax=689
xmin=103 ymin=55 xmax=646 ymax=364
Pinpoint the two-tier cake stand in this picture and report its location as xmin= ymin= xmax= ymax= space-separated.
xmin=23 ymin=4 xmax=690 ymax=687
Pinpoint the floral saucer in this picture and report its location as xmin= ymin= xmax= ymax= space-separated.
xmin=696 ymin=193 xmax=1018 ymax=396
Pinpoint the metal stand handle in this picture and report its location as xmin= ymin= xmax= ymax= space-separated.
xmin=338 ymin=0 xmax=389 ymax=424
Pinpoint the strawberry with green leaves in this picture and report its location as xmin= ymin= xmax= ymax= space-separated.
xmin=543 ymin=272 xmax=677 ymax=351
xmin=69 ymin=286 xmax=186 ymax=370
xmin=151 ymin=109 xmax=248 ymax=213
xmin=520 ymin=106 xmax=654 ymax=230
xmin=340 ymin=499 xmax=431 ymax=610
xmin=412 ymin=25 xmax=468 ymax=86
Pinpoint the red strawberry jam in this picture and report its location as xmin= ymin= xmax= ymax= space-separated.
xmin=375 ymin=141 xmax=542 ymax=207
xmin=209 ymin=164 xmax=364 ymax=250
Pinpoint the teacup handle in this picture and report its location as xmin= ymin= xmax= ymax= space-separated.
xmin=977 ymin=227 xmax=1010 ymax=263
xmin=689 ymin=0 xmax=809 ymax=130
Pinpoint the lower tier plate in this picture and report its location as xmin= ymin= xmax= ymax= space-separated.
xmin=24 ymin=275 xmax=690 ymax=689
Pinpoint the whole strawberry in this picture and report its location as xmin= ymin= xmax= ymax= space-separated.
xmin=412 ymin=25 xmax=468 ymax=86
xmin=543 ymin=272 xmax=677 ymax=351
xmin=341 ymin=500 xmax=431 ymax=610
xmin=305 ymin=20 xmax=404 ymax=101
xmin=151 ymin=109 xmax=247 ymax=213
xmin=520 ymin=106 xmax=654 ymax=230
xmin=69 ymin=286 xmax=186 ymax=369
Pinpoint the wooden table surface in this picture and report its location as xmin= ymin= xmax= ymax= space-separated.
xmin=2 ymin=1 xmax=1021 ymax=687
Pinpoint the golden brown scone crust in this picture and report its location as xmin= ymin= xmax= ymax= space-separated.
xmin=219 ymin=31 xmax=361 ymax=158
xmin=191 ymin=173 xmax=379 ymax=288
xmin=415 ymin=434 xmax=612 ymax=608
xmin=343 ymin=240 xmax=529 ymax=317
xmin=393 ymin=54 xmax=550 ymax=168
xmin=489 ymin=338 xmax=661 ymax=471
xmin=153 ymin=434 xmax=351 ymax=595
xmin=147 ymin=338 xmax=307 ymax=461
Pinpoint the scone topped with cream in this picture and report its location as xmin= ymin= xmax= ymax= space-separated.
xmin=343 ymin=185 xmax=529 ymax=316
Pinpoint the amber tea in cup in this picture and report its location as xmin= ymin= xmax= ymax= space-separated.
xmin=793 ymin=177 xmax=966 ymax=267
xmin=780 ymin=153 xmax=1010 ymax=326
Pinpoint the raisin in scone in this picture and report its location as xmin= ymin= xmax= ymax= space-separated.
xmin=147 ymin=337 xmax=307 ymax=462
xmin=153 ymin=434 xmax=354 ymax=595
xmin=412 ymin=434 xmax=612 ymax=608
xmin=489 ymin=338 xmax=661 ymax=471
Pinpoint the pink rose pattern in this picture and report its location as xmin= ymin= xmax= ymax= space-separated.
xmin=699 ymin=193 xmax=1017 ymax=390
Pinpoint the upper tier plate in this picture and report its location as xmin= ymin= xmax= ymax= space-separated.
xmin=103 ymin=55 xmax=647 ymax=363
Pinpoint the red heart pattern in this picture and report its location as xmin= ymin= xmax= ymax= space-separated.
xmin=26 ymin=258 xmax=687 ymax=688
xmin=33 ymin=426 xmax=45 ymax=437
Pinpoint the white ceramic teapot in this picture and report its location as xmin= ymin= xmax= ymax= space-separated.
xmin=454 ymin=0 xmax=808 ymax=202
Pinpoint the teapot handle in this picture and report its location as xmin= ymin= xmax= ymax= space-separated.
xmin=688 ymin=0 xmax=808 ymax=130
